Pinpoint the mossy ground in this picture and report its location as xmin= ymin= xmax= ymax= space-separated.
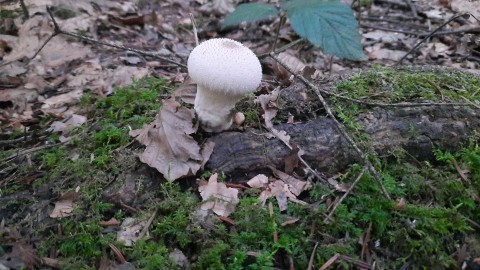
xmin=1 ymin=67 xmax=480 ymax=269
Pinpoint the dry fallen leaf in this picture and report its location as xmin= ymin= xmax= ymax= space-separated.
xmin=172 ymin=76 xmax=197 ymax=105
xmin=49 ymin=191 xmax=80 ymax=219
xmin=255 ymin=87 xmax=292 ymax=144
xmin=199 ymin=173 xmax=239 ymax=217
xmin=49 ymin=114 xmax=87 ymax=133
xmin=269 ymin=166 xmax=311 ymax=196
xmin=117 ymin=217 xmax=148 ymax=247
xmin=130 ymin=99 xmax=207 ymax=181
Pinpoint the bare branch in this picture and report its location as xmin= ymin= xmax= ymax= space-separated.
xmin=269 ymin=52 xmax=392 ymax=200
xmin=395 ymin=13 xmax=470 ymax=66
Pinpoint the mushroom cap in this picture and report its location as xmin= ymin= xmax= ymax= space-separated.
xmin=187 ymin=38 xmax=262 ymax=96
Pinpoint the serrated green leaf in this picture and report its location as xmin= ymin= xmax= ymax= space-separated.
xmin=224 ymin=3 xmax=279 ymax=27
xmin=282 ymin=0 xmax=367 ymax=60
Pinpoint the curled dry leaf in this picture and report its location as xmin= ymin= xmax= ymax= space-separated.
xmin=130 ymin=99 xmax=213 ymax=181
xmin=246 ymin=174 xmax=269 ymax=188
xmin=199 ymin=173 xmax=239 ymax=217
xmin=49 ymin=191 xmax=80 ymax=218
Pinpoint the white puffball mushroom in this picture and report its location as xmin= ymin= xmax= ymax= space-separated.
xmin=188 ymin=38 xmax=262 ymax=132
xmin=234 ymin=112 xmax=245 ymax=126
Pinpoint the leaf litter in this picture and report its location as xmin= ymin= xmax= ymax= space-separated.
xmin=1 ymin=0 xmax=480 ymax=268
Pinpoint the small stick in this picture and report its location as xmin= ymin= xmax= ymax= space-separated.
xmin=138 ymin=210 xmax=157 ymax=239
xmin=307 ymin=242 xmax=319 ymax=270
xmin=189 ymin=13 xmax=199 ymax=46
xmin=265 ymin=126 xmax=327 ymax=183
xmin=272 ymin=14 xmax=286 ymax=52
xmin=324 ymin=165 xmax=368 ymax=223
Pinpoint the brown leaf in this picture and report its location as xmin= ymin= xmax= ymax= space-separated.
xmin=284 ymin=143 xmax=300 ymax=174
xmin=199 ymin=173 xmax=239 ymax=217
xmin=101 ymin=218 xmax=121 ymax=227
xmin=49 ymin=191 xmax=80 ymax=218
xmin=270 ymin=180 xmax=288 ymax=211
xmin=130 ymin=99 xmax=203 ymax=181
xmin=281 ymin=218 xmax=300 ymax=226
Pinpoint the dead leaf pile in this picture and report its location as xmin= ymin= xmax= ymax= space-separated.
xmin=0 ymin=1 xmax=153 ymax=128
xmin=247 ymin=168 xmax=311 ymax=212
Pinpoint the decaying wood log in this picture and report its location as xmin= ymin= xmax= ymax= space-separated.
xmin=206 ymin=89 xmax=480 ymax=175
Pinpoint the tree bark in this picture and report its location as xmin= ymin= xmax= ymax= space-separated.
xmin=206 ymin=97 xmax=480 ymax=175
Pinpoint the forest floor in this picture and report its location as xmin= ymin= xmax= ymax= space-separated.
xmin=1 ymin=0 xmax=480 ymax=269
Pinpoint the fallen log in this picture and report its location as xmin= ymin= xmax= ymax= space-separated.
xmin=206 ymin=88 xmax=480 ymax=176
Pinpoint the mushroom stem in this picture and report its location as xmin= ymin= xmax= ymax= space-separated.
xmin=195 ymin=85 xmax=242 ymax=132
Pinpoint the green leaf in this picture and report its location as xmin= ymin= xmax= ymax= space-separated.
xmin=282 ymin=0 xmax=367 ymax=60
xmin=224 ymin=3 xmax=279 ymax=27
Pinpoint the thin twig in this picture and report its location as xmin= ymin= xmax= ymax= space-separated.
xmin=258 ymin=39 xmax=304 ymax=59
xmin=19 ymin=0 xmax=29 ymax=19
xmin=360 ymin=23 xmax=419 ymax=36
xmin=395 ymin=13 xmax=470 ymax=66
xmin=268 ymin=202 xmax=278 ymax=243
xmin=324 ymin=166 xmax=368 ymax=223
xmin=307 ymin=242 xmax=319 ymax=270
xmin=272 ymin=14 xmax=286 ymax=52
xmin=189 ymin=13 xmax=199 ymax=47
xmin=2 ymin=143 xmax=64 ymax=163
xmin=138 ymin=210 xmax=157 ymax=239
xmin=270 ymin=52 xmax=391 ymax=199
xmin=404 ymin=0 xmax=418 ymax=18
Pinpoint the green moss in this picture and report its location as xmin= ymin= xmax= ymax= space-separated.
xmin=129 ymin=240 xmax=174 ymax=270
xmin=336 ymin=67 xmax=480 ymax=103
